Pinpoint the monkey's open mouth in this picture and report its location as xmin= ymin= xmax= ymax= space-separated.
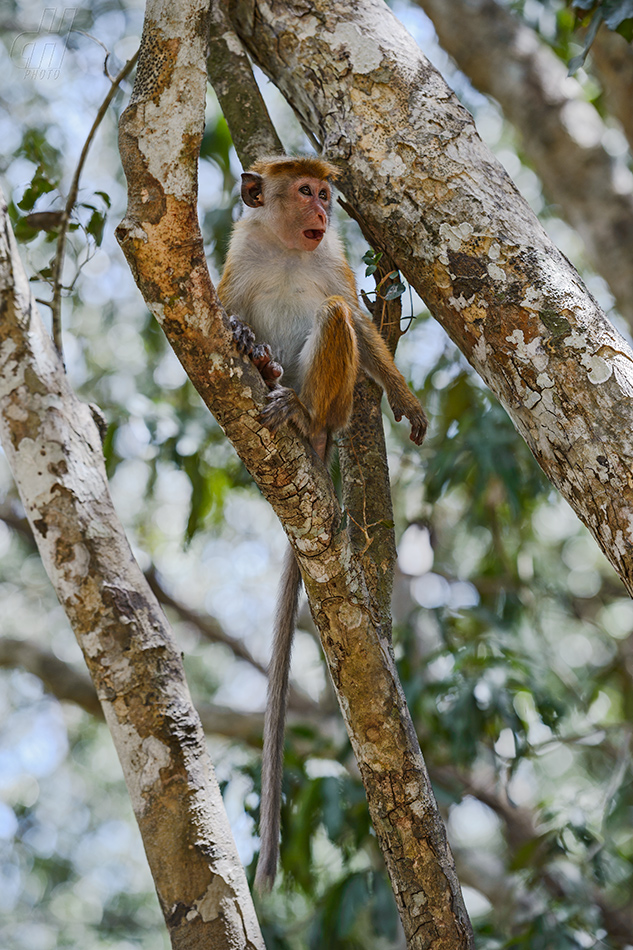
xmin=303 ymin=229 xmax=325 ymax=242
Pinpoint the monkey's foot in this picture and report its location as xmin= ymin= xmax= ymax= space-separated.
xmin=260 ymin=386 xmax=311 ymax=438
xmin=230 ymin=315 xmax=283 ymax=388
xmin=390 ymin=396 xmax=428 ymax=445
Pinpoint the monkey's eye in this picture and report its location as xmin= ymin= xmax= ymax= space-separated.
xmin=319 ymin=189 xmax=329 ymax=201
xmin=299 ymin=185 xmax=312 ymax=196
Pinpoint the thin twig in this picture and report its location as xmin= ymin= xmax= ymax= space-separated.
xmin=50 ymin=49 xmax=138 ymax=359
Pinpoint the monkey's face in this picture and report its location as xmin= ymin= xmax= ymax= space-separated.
xmin=275 ymin=176 xmax=332 ymax=253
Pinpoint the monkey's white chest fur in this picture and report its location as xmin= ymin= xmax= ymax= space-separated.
xmin=220 ymin=222 xmax=355 ymax=391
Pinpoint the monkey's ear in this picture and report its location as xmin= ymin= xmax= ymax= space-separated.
xmin=241 ymin=172 xmax=264 ymax=208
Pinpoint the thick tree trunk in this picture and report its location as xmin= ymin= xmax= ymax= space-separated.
xmin=0 ymin=196 xmax=264 ymax=950
xmin=227 ymin=0 xmax=633 ymax=598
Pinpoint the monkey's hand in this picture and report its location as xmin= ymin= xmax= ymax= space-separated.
xmin=389 ymin=392 xmax=428 ymax=446
xmin=230 ymin=315 xmax=282 ymax=388
xmin=260 ymin=386 xmax=311 ymax=439
xmin=252 ymin=343 xmax=283 ymax=388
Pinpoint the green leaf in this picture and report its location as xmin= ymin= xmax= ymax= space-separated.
xmin=568 ymin=8 xmax=603 ymax=73
xmin=94 ymin=190 xmax=112 ymax=208
xmin=87 ymin=209 xmax=106 ymax=246
xmin=383 ymin=281 xmax=406 ymax=300
xmin=17 ymin=167 xmax=56 ymax=212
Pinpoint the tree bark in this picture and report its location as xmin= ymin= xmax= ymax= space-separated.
xmin=227 ymin=0 xmax=633 ymax=599
xmin=116 ymin=0 xmax=474 ymax=945
xmin=412 ymin=0 xmax=633 ymax=326
xmin=207 ymin=0 xmax=284 ymax=167
xmin=590 ymin=23 xmax=633 ymax=154
xmin=416 ymin=0 xmax=633 ymax=326
xmin=0 ymin=196 xmax=265 ymax=950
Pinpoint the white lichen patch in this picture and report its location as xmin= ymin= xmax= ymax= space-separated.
xmin=329 ymin=21 xmax=383 ymax=73
xmin=409 ymin=890 xmax=429 ymax=915
xmin=100 ymin=718 xmax=170 ymax=813
xmin=583 ymin=354 xmax=612 ymax=384
xmin=614 ymin=529 xmax=628 ymax=557
xmin=524 ymin=390 xmax=541 ymax=410
xmin=448 ymin=294 xmax=473 ymax=311
xmin=189 ymin=877 xmax=244 ymax=930
xmin=139 ymin=67 xmax=207 ymax=201
xmin=439 ymin=220 xmax=473 ymax=251
xmin=15 ymin=438 xmax=62 ymax=505
xmin=487 ymin=262 xmax=506 ymax=282
xmin=380 ymin=154 xmax=406 ymax=178
xmin=488 ymin=243 xmax=501 ymax=261
xmin=221 ymin=31 xmax=244 ymax=56
xmin=406 ymin=778 xmax=422 ymax=801
xmin=59 ymin=539 xmax=91 ymax=583
xmin=85 ymin=520 xmax=113 ymax=540
xmin=505 ymin=329 xmax=549 ymax=371
xmin=118 ymin=218 xmax=148 ymax=244
xmin=472 ymin=334 xmax=489 ymax=368
xmin=581 ymin=444 xmax=619 ymax=486
xmin=527 ymin=399 xmax=568 ymax=456
xmin=563 ymin=329 xmax=588 ymax=350
xmin=564 ymin=330 xmax=613 ymax=384
xmin=139 ymin=735 xmax=170 ymax=789
xmin=207 ymin=352 xmax=226 ymax=376
xmin=521 ymin=286 xmax=546 ymax=311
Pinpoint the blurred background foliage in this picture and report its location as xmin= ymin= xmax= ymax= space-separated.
xmin=1 ymin=0 xmax=632 ymax=947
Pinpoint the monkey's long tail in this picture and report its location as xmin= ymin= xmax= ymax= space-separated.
xmin=254 ymin=545 xmax=302 ymax=892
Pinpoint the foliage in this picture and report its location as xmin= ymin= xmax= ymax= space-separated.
xmin=0 ymin=0 xmax=632 ymax=947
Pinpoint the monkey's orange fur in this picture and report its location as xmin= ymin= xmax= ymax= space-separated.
xmin=249 ymin=154 xmax=340 ymax=182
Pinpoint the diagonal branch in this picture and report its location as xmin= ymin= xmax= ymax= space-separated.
xmin=116 ymin=0 xmax=474 ymax=944
xmin=0 ymin=189 xmax=264 ymax=948
xmin=207 ymin=0 xmax=283 ymax=167
xmin=228 ymin=0 xmax=633 ymax=600
xmin=413 ymin=0 xmax=633 ymax=326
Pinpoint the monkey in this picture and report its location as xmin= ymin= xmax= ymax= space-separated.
xmin=218 ymin=155 xmax=427 ymax=891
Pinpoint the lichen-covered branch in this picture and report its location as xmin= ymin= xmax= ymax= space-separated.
xmin=412 ymin=0 xmax=633 ymax=327
xmin=0 ymin=195 xmax=264 ymax=950
xmin=207 ymin=0 xmax=283 ymax=166
xmin=116 ymin=0 xmax=473 ymax=944
xmin=228 ymin=0 xmax=633 ymax=598
xmin=206 ymin=2 xmax=401 ymax=643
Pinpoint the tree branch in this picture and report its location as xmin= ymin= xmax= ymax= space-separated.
xmin=0 ymin=189 xmax=264 ymax=948
xmin=413 ymin=0 xmax=633 ymax=326
xmin=590 ymin=23 xmax=633 ymax=154
xmin=116 ymin=0 xmax=473 ymax=943
xmin=228 ymin=0 xmax=633 ymax=600
xmin=207 ymin=0 xmax=283 ymax=166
